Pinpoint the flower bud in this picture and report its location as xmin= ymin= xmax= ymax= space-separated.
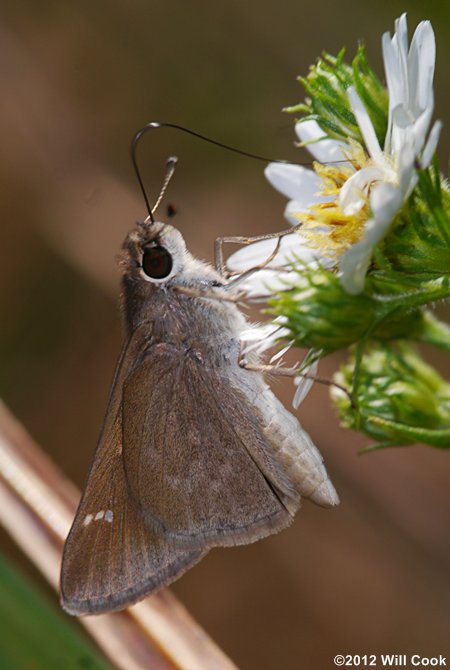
xmin=286 ymin=45 xmax=388 ymax=147
xmin=332 ymin=343 xmax=450 ymax=448
xmin=269 ymin=267 xmax=377 ymax=352
xmin=373 ymin=309 xmax=450 ymax=348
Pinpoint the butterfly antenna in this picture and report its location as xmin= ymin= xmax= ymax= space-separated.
xmin=152 ymin=156 xmax=178 ymax=217
xmin=132 ymin=121 xmax=295 ymax=176
xmin=131 ymin=120 xmax=346 ymax=219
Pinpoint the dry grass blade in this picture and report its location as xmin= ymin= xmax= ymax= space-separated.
xmin=0 ymin=401 xmax=239 ymax=670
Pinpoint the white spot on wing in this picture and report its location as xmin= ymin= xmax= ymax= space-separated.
xmin=83 ymin=509 xmax=113 ymax=526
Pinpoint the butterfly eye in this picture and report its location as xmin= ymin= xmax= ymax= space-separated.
xmin=142 ymin=245 xmax=173 ymax=279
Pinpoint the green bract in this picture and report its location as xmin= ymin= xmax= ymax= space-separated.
xmin=269 ymin=264 xmax=450 ymax=357
xmin=286 ymin=46 xmax=388 ymax=146
xmin=383 ymin=167 xmax=450 ymax=276
xmin=268 ymin=267 xmax=376 ymax=353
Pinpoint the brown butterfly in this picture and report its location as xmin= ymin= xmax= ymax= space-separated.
xmin=60 ymin=126 xmax=338 ymax=616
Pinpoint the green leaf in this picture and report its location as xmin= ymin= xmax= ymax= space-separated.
xmin=0 ymin=554 xmax=113 ymax=670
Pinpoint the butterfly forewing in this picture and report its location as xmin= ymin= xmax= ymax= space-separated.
xmin=60 ymin=332 xmax=205 ymax=615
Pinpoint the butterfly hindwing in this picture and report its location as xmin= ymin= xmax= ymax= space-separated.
xmin=121 ymin=343 xmax=298 ymax=550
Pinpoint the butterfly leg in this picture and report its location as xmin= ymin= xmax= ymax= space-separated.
xmin=176 ymin=223 xmax=299 ymax=299
xmin=223 ymin=234 xmax=283 ymax=289
xmin=214 ymin=224 xmax=302 ymax=278
xmin=239 ymin=360 xmax=354 ymax=404
xmin=176 ymin=231 xmax=289 ymax=299
xmin=241 ymin=360 xmax=306 ymax=380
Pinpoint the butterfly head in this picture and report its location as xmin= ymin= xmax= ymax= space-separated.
xmin=122 ymin=220 xmax=188 ymax=285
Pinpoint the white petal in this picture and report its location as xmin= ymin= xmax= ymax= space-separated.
xmin=270 ymin=342 xmax=293 ymax=363
xmin=295 ymin=120 xmax=348 ymax=163
xmin=227 ymin=239 xmax=279 ymax=271
xmin=389 ymin=106 xmax=411 ymax=156
xmin=239 ymin=321 xmax=290 ymax=356
xmin=384 ymin=16 xmax=436 ymax=155
xmin=382 ymin=32 xmax=402 ymax=106
xmin=265 ymin=163 xmax=321 ymax=201
xmin=295 ymin=119 xmax=326 ymax=143
xmin=240 ymin=323 xmax=278 ymax=343
xmin=411 ymin=106 xmax=434 ymax=155
xmin=340 ymin=183 xmax=402 ymax=295
xmin=421 ymin=120 xmax=442 ymax=168
xmin=393 ymin=14 xmax=409 ymax=90
xmin=390 ymin=103 xmax=433 ymax=159
xmin=383 ymin=32 xmax=406 ymax=112
xmin=394 ymin=14 xmax=409 ymax=64
xmin=237 ymin=269 xmax=300 ymax=299
xmin=292 ymin=359 xmax=319 ymax=409
xmin=347 ymin=87 xmax=383 ymax=162
xmin=284 ymin=192 xmax=335 ymax=227
xmin=339 ymin=166 xmax=384 ymax=215
xmin=409 ymin=20 xmax=435 ymax=114
xmin=284 ymin=200 xmax=307 ymax=226
xmin=395 ymin=14 xmax=409 ymax=46
xmin=383 ymin=16 xmax=411 ymax=152
xmin=391 ymin=103 xmax=414 ymax=129
xmin=396 ymin=142 xmax=416 ymax=195
xmin=226 ymin=233 xmax=319 ymax=273
xmin=369 ymin=183 xmax=403 ymax=230
xmin=339 ymin=238 xmax=373 ymax=295
xmin=383 ymin=35 xmax=405 ymax=152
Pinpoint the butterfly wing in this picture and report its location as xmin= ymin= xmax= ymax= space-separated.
xmin=60 ymin=334 xmax=205 ymax=616
xmin=121 ymin=343 xmax=300 ymax=550
xmin=62 ymin=322 xmax=301 ymax=614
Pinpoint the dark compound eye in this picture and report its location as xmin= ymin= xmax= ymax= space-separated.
xmin=142 ymin=245 xmax=173 ymax=279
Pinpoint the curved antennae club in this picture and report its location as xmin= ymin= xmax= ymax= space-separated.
xmin=152 ymin=156 xmax=178 ymax=218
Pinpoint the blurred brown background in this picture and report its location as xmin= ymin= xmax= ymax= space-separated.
xmin=0 ymin=0 xmax=449 ymax=668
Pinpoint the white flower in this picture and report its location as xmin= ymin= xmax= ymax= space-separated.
xmin=228 ymin=14 xmax=441 ymax=296
xmin=228 ymin=14 xmax=442 ymax=399
xmin=338 ymin=13 xmax=441 ymax=293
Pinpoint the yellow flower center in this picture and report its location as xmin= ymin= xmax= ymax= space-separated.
xmin=291 ymin=142 xmax=373 ymax=258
